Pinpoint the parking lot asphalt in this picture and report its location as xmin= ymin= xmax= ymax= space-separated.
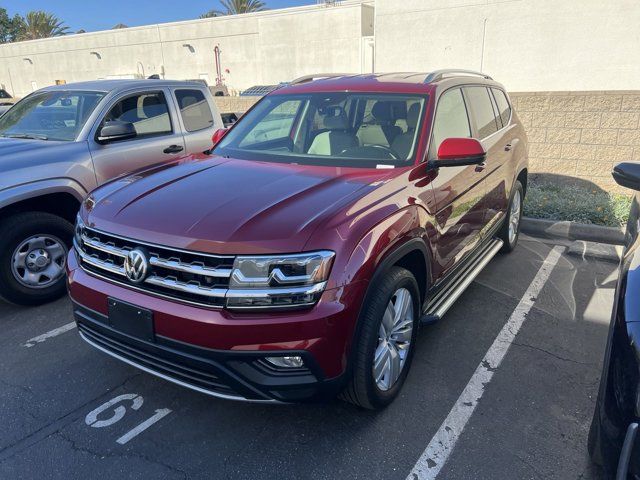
xmin=0 ymin=236 xmax=616 ymax=480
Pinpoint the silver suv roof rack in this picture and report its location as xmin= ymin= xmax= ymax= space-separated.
xmin=424 ymin=69 xmax=492 ymax=83
xmin=289 ymin=73 xmax=354 ymax=85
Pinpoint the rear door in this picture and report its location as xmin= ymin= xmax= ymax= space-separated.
xmin=462 ymin=86 xmax=513 ymax=235
xmin=429 ymin=87 xmax=488 ymax=274
xmin=88 ymin=88 xmax=186 ymax=185
xmin=172 ymin=87 xmax=223 ymax=154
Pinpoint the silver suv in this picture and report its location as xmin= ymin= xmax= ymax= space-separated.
xmin=0 ymin=79 xmax=223 ymax=305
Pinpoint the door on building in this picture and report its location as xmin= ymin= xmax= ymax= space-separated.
xmin=361 ymin=37 xmax=375 ymax=74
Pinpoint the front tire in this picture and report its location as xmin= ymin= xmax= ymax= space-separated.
xmin=341 ymin=267 xmax=420 ymax=409
xmin=498 ymin=180 xmax=524 ymax=253
xmin=0 ymin=212 xmax=73 ymax=306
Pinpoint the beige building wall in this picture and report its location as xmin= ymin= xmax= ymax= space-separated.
xmin=0 ymin=1 xmax=374 ymax=97
xmin=511 ymin=91 xmax=640 ymax=190
xmin=375 ymin=0 xmax=640 ymax=92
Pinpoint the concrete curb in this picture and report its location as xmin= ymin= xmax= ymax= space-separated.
xmin=521 ymin=217 xmax=626 ymax=245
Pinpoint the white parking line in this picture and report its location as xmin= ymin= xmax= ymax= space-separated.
xmin=406 ymin=246 xmax=564 ymax=480
xmin=23 ymin=322 xmax=76 ymax=348
xmin=116 ymin=408 xmax=172 ymax=445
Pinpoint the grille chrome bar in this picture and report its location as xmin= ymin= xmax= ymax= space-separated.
xmin=149 ymin=256 xmax=232 ymax=278
xmin=146 ymin=275 xmax=227 ymax=298
xmin=82 ymin=234 xmax=128 ymax=258
xmin=76 ymin=245 xmax=126 ymax=276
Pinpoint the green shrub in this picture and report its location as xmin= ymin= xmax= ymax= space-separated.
xmin=523 ymin=181 xmax=632 ymax=227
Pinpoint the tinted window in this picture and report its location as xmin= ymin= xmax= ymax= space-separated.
xmin=103 ymin=92 xmax=171 ymax=137
xmin=491 ymin=88 xmax=511 ymax=127
xmin=0 ymin=89 xmax=10 ymax=99
xmin=431 ymin=88 xmax=471 ymax=154
xmin=175 ymin=89 xmax=214 ymax=132
xmin=464 ymin=86 xmax=499 ymax=139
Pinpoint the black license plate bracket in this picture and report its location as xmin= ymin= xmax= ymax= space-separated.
xmin=108 ymin=297 xmax=154 ymax=342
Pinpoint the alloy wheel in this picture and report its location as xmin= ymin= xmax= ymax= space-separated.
xmin=508 ymin=190 xmax=522 ymax=245
xmin=373 ymin=287 xmax=414 ymax=391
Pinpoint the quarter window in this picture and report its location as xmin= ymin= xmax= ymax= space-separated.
xmin=491 ymin=88 xmax=511 ymax=127
xmin=175 ymin=89 xmax=214 ymax=132
xmin=103 ymin=92 xmax=172 ymax=138
xmin=431 ymin=88 xmax=472 ymax=155
xmin=464 ymin=86 xmax=499 ymax=139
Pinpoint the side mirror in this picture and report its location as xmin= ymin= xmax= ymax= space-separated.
xmin=97 ymin=121 xmax=137 ymax=144
xmin=613 ymin=162 xmax=640 ymax=191
xmin=429 ymin=138 xmax=486 ymax=168
xmin=211 ymin=128 xmax=228 ymax=147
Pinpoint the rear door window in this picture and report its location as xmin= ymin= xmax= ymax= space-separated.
xmin=175 ymin=89 xmax=214 ymax=132
xmin=464 ymin=86 xmax=499 ymax=139
xmin=431 ymin=88 xmax=472 ymax=155
xmin=491 ymin=88 xmax=511 ymax=127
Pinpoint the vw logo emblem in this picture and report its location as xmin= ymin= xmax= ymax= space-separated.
xmin=124 ymin=248 xmax=148 ymax=283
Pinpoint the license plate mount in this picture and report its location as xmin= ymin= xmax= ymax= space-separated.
xmin=108 ymin=297 xmax=154 ymax=342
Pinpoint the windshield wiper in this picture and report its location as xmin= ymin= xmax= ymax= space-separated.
xmin=1 ymin=133 xmax=49 ymax=140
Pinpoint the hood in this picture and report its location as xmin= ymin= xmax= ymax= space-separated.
xmin=0 ymin=138 xmax=93 ymax=193
xmin=85 ymin=156 xmax=396 ymax=254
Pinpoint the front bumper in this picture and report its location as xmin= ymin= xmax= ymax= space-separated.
xmin=67 ymin=250 xmax=365 ymax=402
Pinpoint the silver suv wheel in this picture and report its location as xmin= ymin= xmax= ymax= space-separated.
xmin=373 ymin=287 xmax=414 ymax=391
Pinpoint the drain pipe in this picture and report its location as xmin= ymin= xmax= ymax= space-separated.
xmin=214 ymin=45 xmax=223 ymax=85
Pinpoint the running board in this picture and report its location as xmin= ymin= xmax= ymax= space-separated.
xmin=420 ymin=238 xmax=504 ymax=324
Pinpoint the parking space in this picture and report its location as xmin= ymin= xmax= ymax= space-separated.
xmin=0 ymin=236 xmax=614 ymax=479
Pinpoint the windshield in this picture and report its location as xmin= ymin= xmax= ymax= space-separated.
xmin=214 ymin=92 xmax=427 ymax=168
xmin=0 ymin=90 xmax=105 ymax=141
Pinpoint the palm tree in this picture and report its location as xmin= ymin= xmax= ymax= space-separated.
xmin=18 ymin=11 xmax=68 ymax=40
xmin=201 ymin=0 xmax=267 ymax=18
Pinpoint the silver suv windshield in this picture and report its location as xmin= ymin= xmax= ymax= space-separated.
xmin=214 ymin=92 xmax=427 ymax=168
xmin=0 ymin=90 xmax=105 ymax=141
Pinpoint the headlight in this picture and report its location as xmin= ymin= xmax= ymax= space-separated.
xmin=74 ymin=214 xmax=85 ymax=247
xmin=226 ymin=251 xmax=334 ymax=309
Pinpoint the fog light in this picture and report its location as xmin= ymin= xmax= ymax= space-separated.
xmin=265 ymin=356 xmax=304 ymax=369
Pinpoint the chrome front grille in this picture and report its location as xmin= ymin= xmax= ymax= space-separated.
xmin=75 ymin=226 xmax=234 ymax=307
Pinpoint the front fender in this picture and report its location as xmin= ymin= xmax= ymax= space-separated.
xmin=0 ymin=177 xmax=88 ymax=210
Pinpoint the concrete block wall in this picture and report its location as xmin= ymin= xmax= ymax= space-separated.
xmin=510 ymin=92 xmax=640 ymax=190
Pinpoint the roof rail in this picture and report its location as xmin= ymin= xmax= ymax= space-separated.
xmin=424 ymin=69 xmax=492 ymax=83
xmin=289 ymin=73 xmax=354 ymax=85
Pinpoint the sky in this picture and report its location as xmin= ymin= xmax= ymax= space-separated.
xmin=6 ymin=0 xmax=315 ymax=32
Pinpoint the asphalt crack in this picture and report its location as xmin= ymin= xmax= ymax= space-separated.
xmin=510 ymin=341 xmax=593 ymax=365
xmin=56 ymin=431 xmax=188 ymax=479
xmin=0 ymin=373 xmax=141 ymax=464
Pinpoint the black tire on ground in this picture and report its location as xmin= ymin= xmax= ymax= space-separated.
xmin=498 ymin=180 xmax=524 ymax=253
xmin=0 ymin=212 xmax=74 ymax=306
xmin=340 ymin=266 xmax=420 ymax=410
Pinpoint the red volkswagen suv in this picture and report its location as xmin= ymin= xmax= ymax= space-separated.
xmin=68 ymin=71 xmax=528 ymax=409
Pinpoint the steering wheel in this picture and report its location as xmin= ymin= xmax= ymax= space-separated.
xmin=369 ymin=144 xmax=401 ymax=160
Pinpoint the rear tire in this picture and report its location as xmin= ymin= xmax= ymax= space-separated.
xmin=498 ymin=180 xmax=523 ymax=253
xmin=341 ymin=267 xmax=420 ymax=410
xmin=0 ymin=212 xmax=73 ymax=306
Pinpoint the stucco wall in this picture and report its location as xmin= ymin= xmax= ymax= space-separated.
xmin=0 ymin=1 xmax=374 ymax=97
xmin=375 ymin=0 xmax=640 ymax=92
xmin=511 ymin=91 xmax=640 ymax=190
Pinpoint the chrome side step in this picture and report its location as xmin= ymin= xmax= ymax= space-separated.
xmin=420 ymin=238 xmax=504 ymax=324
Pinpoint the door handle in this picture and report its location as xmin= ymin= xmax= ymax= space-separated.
xmin=163 ymin=145 xmax=184 ymax=154
xmin=504 ymin=144 xmax=512 ymax=152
